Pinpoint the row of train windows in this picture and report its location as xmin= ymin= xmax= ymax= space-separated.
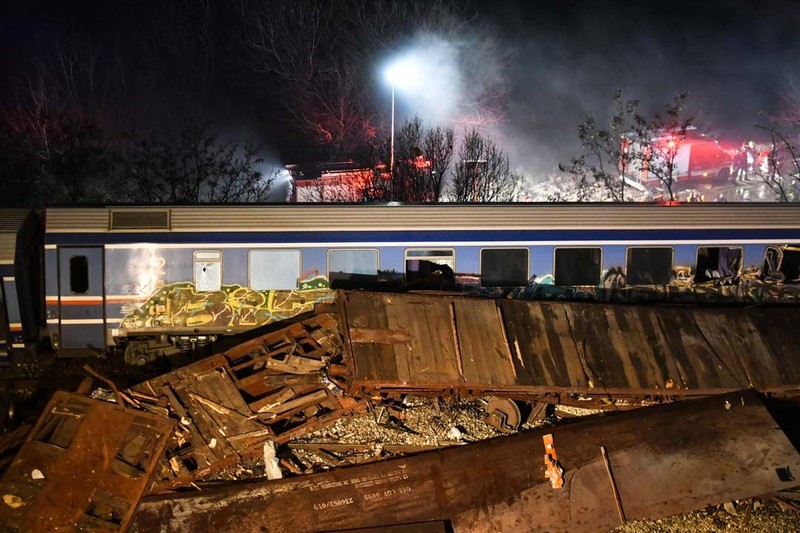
xmin=67 ymin=246 xmax=745 ymax=294
xmin=184 ymin=246 xmax=740 ymax=292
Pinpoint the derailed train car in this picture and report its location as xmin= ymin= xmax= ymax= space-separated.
xmin=1 ymin=202 xmax=796 ymax=364
xmin=0 ymin=210 xmax=42 ymax=364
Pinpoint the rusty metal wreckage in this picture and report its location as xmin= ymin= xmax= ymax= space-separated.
xmin=3 ymin=290 xmax=800 ymax=532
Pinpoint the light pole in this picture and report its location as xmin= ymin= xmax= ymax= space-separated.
xmin=390 ymin=82 xmax=396 ymax=175
xmin=385 ymin=58 xmax=418 ymax=176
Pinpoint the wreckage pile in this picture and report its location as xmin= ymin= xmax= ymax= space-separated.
xmin=3 ymin=291 xmax=800 ymax=531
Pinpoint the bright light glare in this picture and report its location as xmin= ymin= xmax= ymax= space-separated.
xmin=385 ymin=58 xmax=419 ymax=89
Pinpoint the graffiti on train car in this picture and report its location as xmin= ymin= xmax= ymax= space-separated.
xmin=501 ymin=267 xmax=800 ymax=304
xmin=464 ymin=245 xmax=800 ymax=304
xmin=119 ymin=275 xmax=332 ymax=330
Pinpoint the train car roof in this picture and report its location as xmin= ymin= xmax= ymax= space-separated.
xmin=0 ymin=209 xmax=33 ymax=265
xmin=43 ymin=203 xmax=800 ymax=233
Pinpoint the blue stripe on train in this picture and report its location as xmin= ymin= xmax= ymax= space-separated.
xmin=44 ymin=228 xmax=800 ymax=245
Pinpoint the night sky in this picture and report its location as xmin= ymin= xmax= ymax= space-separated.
xmin=1 ymin=0 xmax=799 ymax=174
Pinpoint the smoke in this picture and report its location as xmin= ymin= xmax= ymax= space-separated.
xmin=6 ymin=0 xmax=799 ymax=186
xmin=484 ymin=0 xmax=800 ymax=176
xmin=385 ymin=36 xmax=464 ymax=128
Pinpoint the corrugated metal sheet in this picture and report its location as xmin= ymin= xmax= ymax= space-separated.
xmin=0 ymin=209 xmax=30 ymax=265
xmin=44 ymin=204 xmax=800 ymax=234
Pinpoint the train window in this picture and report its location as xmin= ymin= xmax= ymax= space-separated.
xmin=69 ymin=256 xmax=89 ymax=294
xmin=694 ymin=246 xmax=742 ymax=283
xmin=249 ymin=250 xmax=300 ymax=290
xmin=405 ymin=249 xmax=455 ymax=283
xmin=626 ymin=247 xmax=673 ymax=285
xmin=554 ymin=247 xmax=602 ymax=286
xmin=328 ymin=249 xmax=379 ymax=289
xmin=194 ymin=250 xmax=222 ymax=292
xmin=480 ymin=248 xmax=529 ymax=287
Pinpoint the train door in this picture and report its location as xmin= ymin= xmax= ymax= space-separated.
xmin=57 ymin=247 xmax=105 ymax=353
xmin=0 ymin=282 xmax=7 ymax=360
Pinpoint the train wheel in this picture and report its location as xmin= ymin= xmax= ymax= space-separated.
xmin=484 ymin=396 xmax=522 ymax=432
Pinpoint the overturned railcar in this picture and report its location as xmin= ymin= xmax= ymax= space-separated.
xmin=41 ymin=203 xmax=800 ymax=363
xmin=0 ymin=209 xmax=42 ymax=362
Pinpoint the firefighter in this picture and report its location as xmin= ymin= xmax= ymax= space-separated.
xmin=734 ymin=147 xmax=748 ymax=181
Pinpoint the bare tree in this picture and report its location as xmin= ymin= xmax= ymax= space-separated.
xmin=0 ymin=27 xmax=152 ymax=206
xmin=628 ymin=94 xmax=693 ymax=202
xmin=237 ymin=0 xmax=509 ymax=162
xmin=385 ymin=116 xmax=454 ymax=202
xmin=0 ymin=98 xmax=111 ymax=206
xmin=560 ymin=90 xmax=639 ymax=202
xmin=757 ymin=124 xmax=800 ymax=202
xmin=563 ymin=92 xmax=693 ymax=202
xmin=114 ymin=124 xmax=270 ymax=203
xmin=450 ymin=129 xmax=520 ymax=202
xmin=753 ymin=81 xmax=800 ymax=202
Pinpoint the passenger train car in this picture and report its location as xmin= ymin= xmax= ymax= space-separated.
xmin=2 ymin=203 xmax=800 ymax=365
xmin=0 ymin=210 xmax=42 ymax=361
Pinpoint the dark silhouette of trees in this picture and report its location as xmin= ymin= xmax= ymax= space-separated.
xmin=384 ymin=116 xmax=455 ymax=202
xmin=560 ymin=91 xmax=639 ymax=202
xmin=757 ymin=124 xmax=800 ymax=202
xmin=450 ymin=129 xmax=520 ymax=202
xmin=752 ymin=82 xmax=800 ymax=202
xmin=563 ymin=92 xmax=693 ymax=202
xmin=114 ymin=124 xmax=270 ymax=204
xmin=0 ymin=111 xmax=111 ymax=205
xmin=238 ymin=0 xmax=509 ymax=163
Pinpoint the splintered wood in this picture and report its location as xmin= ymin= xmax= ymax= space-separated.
xmin=126 ymin=314 xmax=365 ymax=493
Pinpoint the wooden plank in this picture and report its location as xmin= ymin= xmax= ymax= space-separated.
xmin=541 ymin=303 xmax=591 ymax=388
xmin=411 ymin=300 xmax=449 ymax=383
xmin=745 ymin=309 xmax=800 ymax=387
xmin=346 ymin=293 xmax=395 ymax=383
xmin=254 ymin=389 xmax=329 ymax=417
xmin=636 ymin=306 xmax=685 ymax=391
xmin=384 ymin=295 xmax=458 ymax=384
xmin=691 ymin=309 xmax=751 ymax=388
xmin=522 ymin=301 xmax=577 ymax=387
xmin=250 ymin=388 xmax=296 ymax=413
xmin=496 ymin=300 xmax=540 ymax=386
xmin=569 ymin=303 xmax=622 ymax=388
xmin=131 ymin=390 xmax=800 ymax=533
xmin=455 ymin=299 xmax=516 ymax=386
xmin=350 ymin=328 xmax=413 ymax=344
xmin=604 ymin=305 xmax=651 ymax=389
xmin=371 ymin=294 xmax=402 ymax=383
xmin=265 ymin=355 xmax=326 ymax=375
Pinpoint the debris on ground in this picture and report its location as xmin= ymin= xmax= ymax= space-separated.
xmin=4 ymin=293 xmax=800 ymax=531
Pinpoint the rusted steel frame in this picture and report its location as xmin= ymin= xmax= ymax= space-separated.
xmin=149 ymin=401 xmax=366 ymax=494
xmin=0 ymin=391 xmax=174 ymax=532
xmin=131 ymin=390 xmax=800 ymax=533
xmin=352 ymin=380 xmax=761 ymax=397
xmin=152 ymin=443 xmax=267 ymax=494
